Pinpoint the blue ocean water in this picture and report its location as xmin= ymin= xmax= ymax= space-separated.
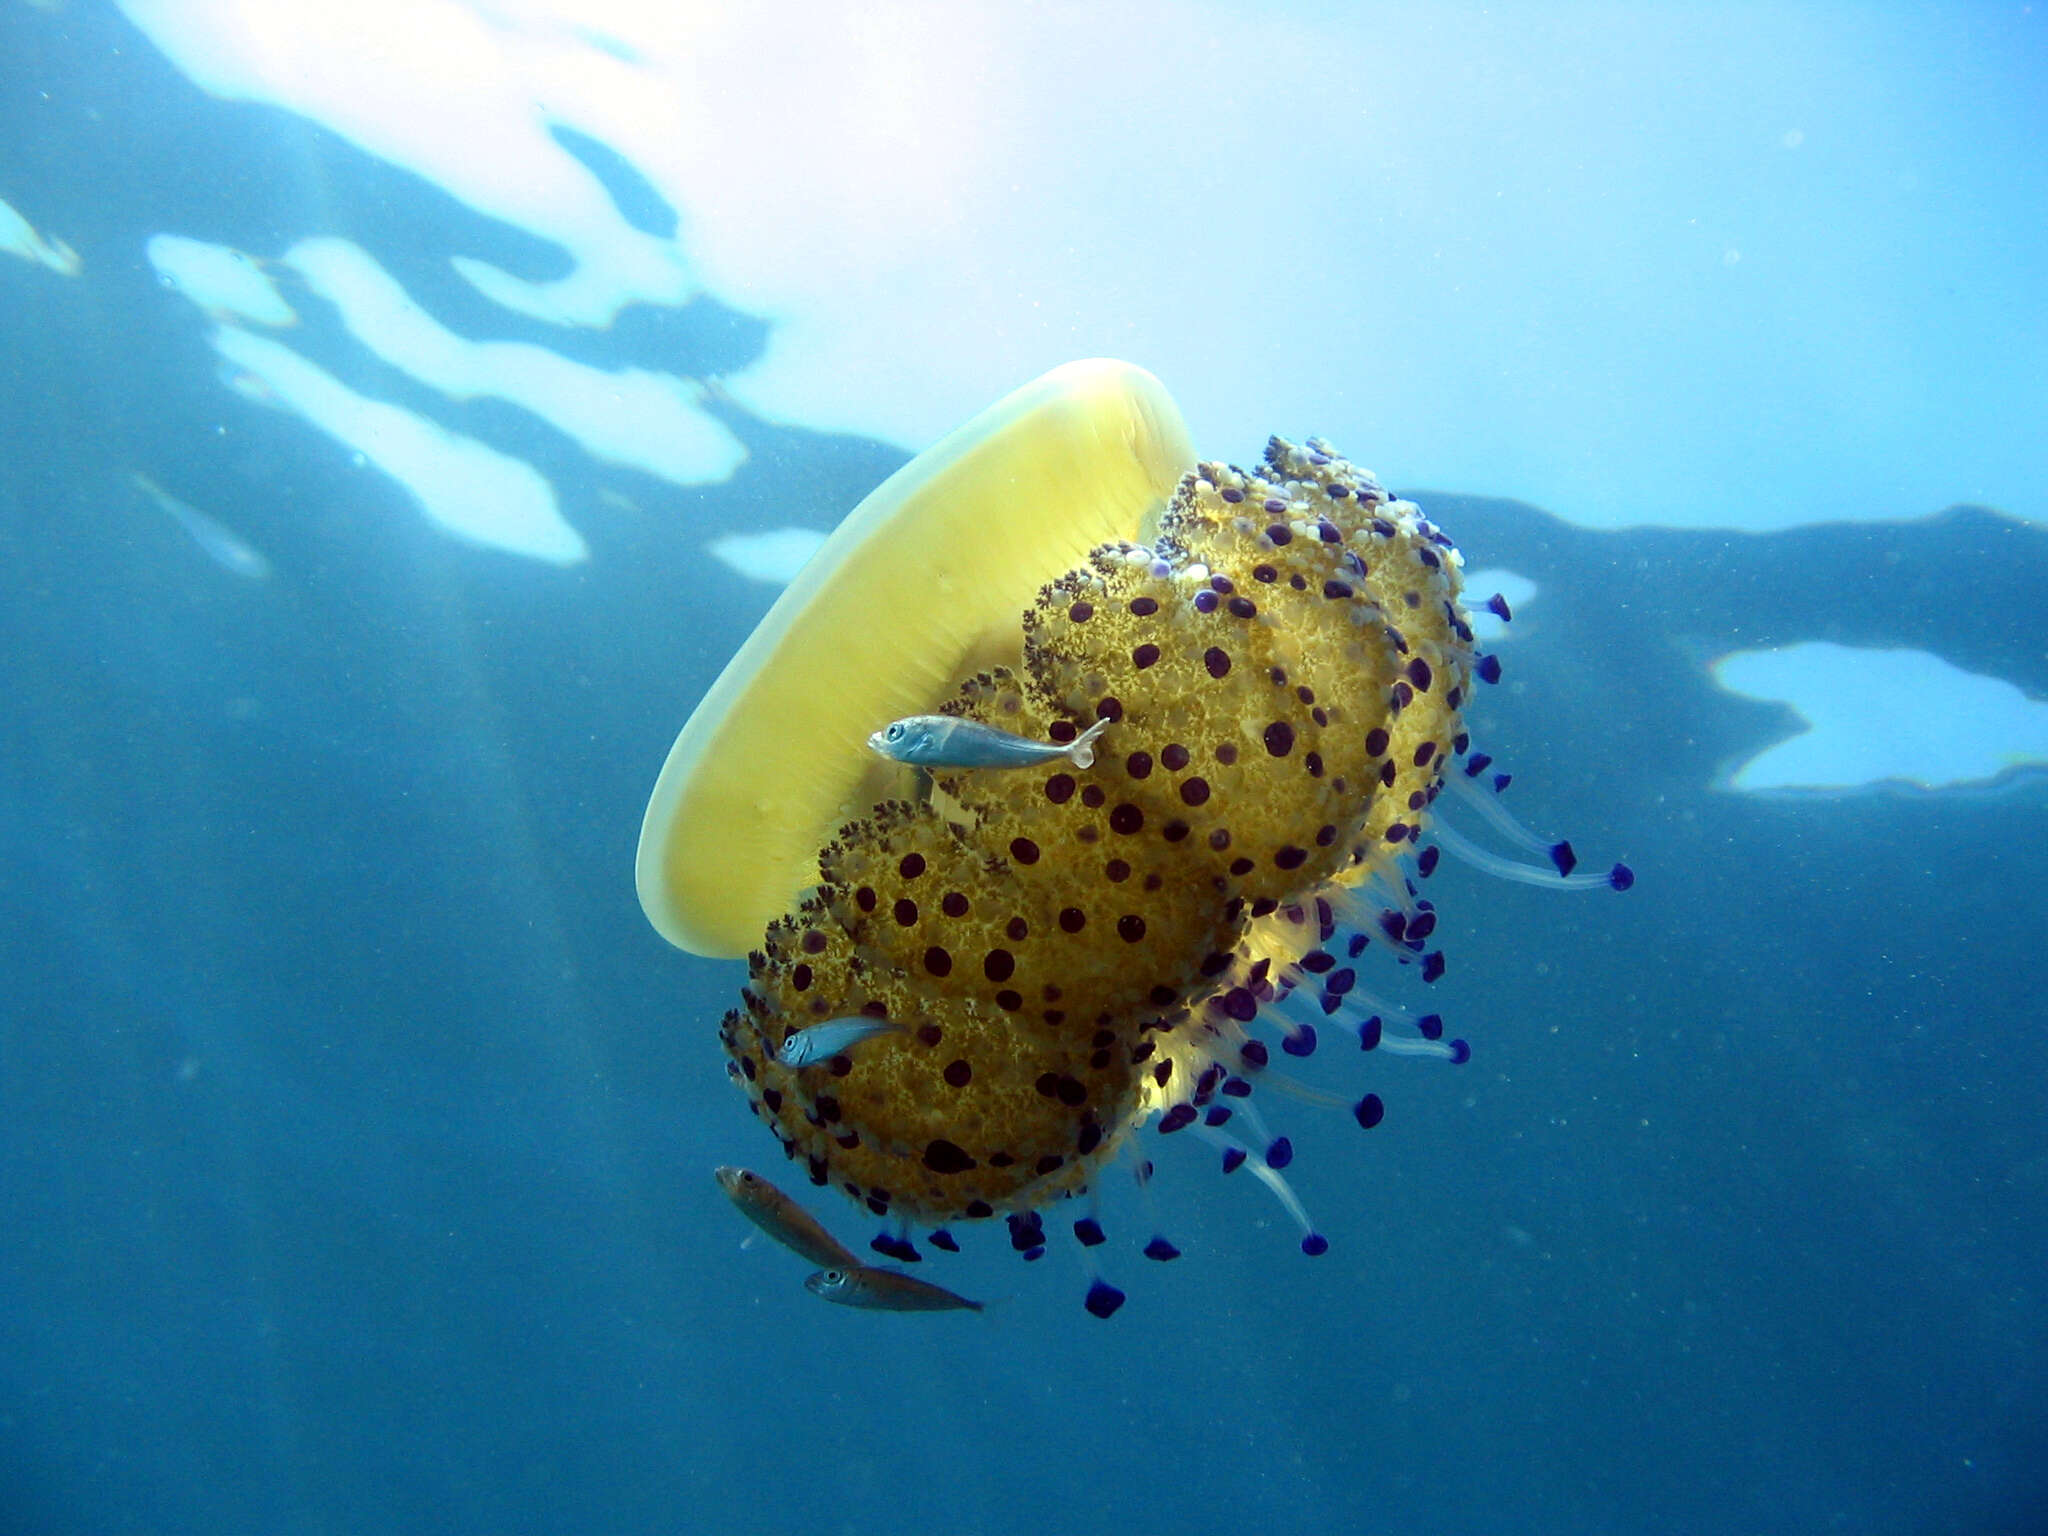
xmin=3 ymin=6 xmax=2045 ymax=1535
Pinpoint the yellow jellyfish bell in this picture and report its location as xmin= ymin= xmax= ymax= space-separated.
xmin=638 ymin=359 xmax=1538 ymax=1288
xmin=637 ymin=358 xmax=1193 ymax=959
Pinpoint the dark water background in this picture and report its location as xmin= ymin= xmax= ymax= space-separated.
xmin=4 ymin=9 xmax=2045 ymax=1534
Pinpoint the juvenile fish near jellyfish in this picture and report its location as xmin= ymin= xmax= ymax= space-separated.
xmin=869 ymin=713 xmax=1112 ymax=770
xmin=713 ymin=1165 xmax=861 ymax=1270
xmin=771 ymin=1016 xmax=905 ymax=1068
xmin=805 ymin=1265 xmax=985 ymax=1314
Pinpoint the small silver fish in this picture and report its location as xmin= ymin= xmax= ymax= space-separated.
xmin=772 ymin=1016 xmax=903 ymax=1069
xmin=868 ymin=714 xmax=1112 ymax=771
xmin=805 ymin=1265 xmax=984 ymax=1314
xmin=130 ymin=471 xmax=272 ymax=581
xmin=713 ymin=1166 xmax=861 ymax=1270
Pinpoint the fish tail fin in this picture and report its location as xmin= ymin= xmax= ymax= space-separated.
xmin=1068 ymin=716 xmax=1113 ymax=769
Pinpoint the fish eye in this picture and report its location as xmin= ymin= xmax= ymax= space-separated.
xmin=885 ymin=723 xmax=906 ymax=742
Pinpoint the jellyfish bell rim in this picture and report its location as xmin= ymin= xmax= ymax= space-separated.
xmin=635 ymin=358 xmax=1196 ymax=957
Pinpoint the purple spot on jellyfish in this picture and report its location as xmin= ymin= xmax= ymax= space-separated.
xmin=1085 ymin=1280 xmax=1126 ymax=1318
xmin=922 ymin=1139 xmax=977 ymax=1174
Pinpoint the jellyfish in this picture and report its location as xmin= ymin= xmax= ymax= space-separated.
xmin=637 ymin=360 xmax=1627 ymax=1314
